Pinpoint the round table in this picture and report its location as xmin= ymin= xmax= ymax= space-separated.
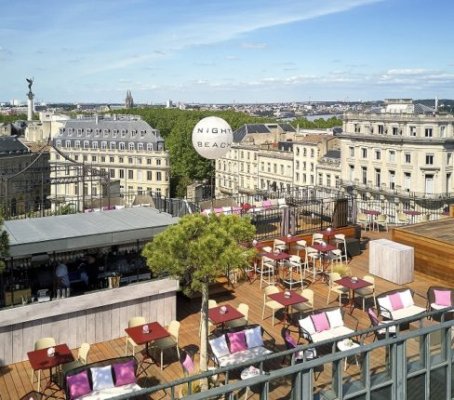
xmin=241 ymin=366 xmax=262 ymax=399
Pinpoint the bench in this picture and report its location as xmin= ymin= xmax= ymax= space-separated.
xmin=208 ymin=324 xmax=275 ymax=368
xmin=298 ymin=307 xmax=355 ymax=344
xmin=63 ymin=356 xmax=142 ymax=400
xmin=376 ymin=288 xmax=426 ymax=322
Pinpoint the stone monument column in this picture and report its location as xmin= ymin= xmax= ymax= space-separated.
xmin=26 ymin=78 xmax=34 ymax=121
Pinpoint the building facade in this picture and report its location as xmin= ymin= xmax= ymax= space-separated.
xmin=338 ymin=99 xmax=454 ymax=206
xmin=215 ymin=123 xmax=341 ymax=199
xmin=50 ymin=115 xmax=169 ymax=210
xmin=0 ymin=136 xmax=50 ymax=217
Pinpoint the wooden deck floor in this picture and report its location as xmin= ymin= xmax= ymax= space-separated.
xmin=0 ymin=229 xmax=449 ymax=400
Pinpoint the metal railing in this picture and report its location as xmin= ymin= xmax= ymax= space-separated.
xmin=111 ymin=308 xmax=454 ymax=399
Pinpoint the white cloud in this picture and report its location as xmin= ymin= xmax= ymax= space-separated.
xmin=241 ymin=42 xmax=268 ymax=49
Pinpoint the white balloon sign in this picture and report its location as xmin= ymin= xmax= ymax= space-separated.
xmin=192 ymin=116 xmax=233 ymax=159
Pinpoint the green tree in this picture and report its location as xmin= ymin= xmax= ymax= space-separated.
xmin=142 ymin=213 xmax=255 ymax=373
xmin=0 ymin=212 xmax=10 ymax=272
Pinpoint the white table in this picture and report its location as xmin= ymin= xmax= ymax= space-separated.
xmin=241 ymin=366 xmax=262 ymax=399
xmin=337 ymin=339 xmax=360 ymax=370
xmin=369 ymin=239 xmax=414 ymax=284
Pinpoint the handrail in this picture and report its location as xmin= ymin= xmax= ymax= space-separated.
xmin=110 ymin=306 xmax=454 ymax=399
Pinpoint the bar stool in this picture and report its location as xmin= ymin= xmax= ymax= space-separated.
xmin=257 ymin=256 xmax=275 ymax=288
xmin=282 ymin=255 xmax=304 ymax=289
xmin=333 ymin=234 xmax=348 ymax=264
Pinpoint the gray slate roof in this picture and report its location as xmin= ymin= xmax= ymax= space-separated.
xmin=233 ymin=123 xmax=296 ymax=143
xmin=0 ymin=136 xmax=30 ymax=157
xmin=4 ymin=207 xmax=178 ymax=257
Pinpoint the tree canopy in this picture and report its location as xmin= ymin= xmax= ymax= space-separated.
xmin=142 ymin=213 xmax=256 ymax=295
xmin=0 ymin=212 xmax=9 ymax=272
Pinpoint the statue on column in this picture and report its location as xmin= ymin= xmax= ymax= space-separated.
xmin=26 ymin=78 xmax=34 ymax=99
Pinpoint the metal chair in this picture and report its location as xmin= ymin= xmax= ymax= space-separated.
xmin=152 ymin=320 xmax=181 ymax=371
xmin=356 ymin=213 xmax=369 ymax=230
xmin=257 ymin=256 xmax=276 ymax=288
xmin=396 ymin=212 xmax=410 ymax=225
xmin=273 ymin=238 xmax=287 ymax=253
xmin=61 ymin=342 xmax=90 ymax=374
xmin=354 ymin=275 xmax=376 ymax=310
xmin=374 ymin=214 xmax=388 ymax=232
xmin=282 ymin=255 xmax=304 ymax=289
xmin=291 ymin=288 xmax=314 ymax=317
xmin=311 ymin=233 xmax=324 ymax=245
xmin=226 ymin=303 xmax=249 ymax=329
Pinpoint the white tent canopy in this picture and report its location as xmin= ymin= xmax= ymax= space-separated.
xmin=4 ymin=207 xmax=178 ymax=258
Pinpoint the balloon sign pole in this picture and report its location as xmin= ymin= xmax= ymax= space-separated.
xmin=192 ymin=116 xmax=233 ymax=210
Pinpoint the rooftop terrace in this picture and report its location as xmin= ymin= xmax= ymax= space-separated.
xmin=1 ymin=229 xmax=452 ymax=399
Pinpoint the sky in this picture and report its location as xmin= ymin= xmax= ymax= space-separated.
xmin=1 ymin=0 xmax=454 ymax=104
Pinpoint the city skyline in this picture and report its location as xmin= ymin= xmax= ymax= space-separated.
xmin=1 ymin=0 xmax=454 ymax=104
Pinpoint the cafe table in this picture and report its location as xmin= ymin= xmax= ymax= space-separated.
xmin=268 ymin=290 xmax=307 ymax=325
xmin=362 ymin=209 xmax=381 ymax=230
xmin=403 ymin=210 xmax=421 ymax=223
xmin=125 ymin=321 xmax=170 ymax=371
xmin=28 ymin=343 xmax=74 ymax=393
xmin=335 ymin=276 xmax=372 ymax=313
xmin=310 ymin=242 xmax=336 ymax=280
xmin=277 ymin=235 xmax=302 ymax=254
xmin=208 ymin=304 xmax=245 ymax=331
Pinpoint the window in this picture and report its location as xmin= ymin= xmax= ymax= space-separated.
xmin=448 ymin=153 xmax=452 ymax=165
xmin=147 ymin=143 xmax=153 ymax=151
xmin=389 ymin=170 xmax=395 ymax=189
xmin=280 ymin=165 xmax=284 ymax=175
xmin=349 ymin=147 xmax=355 ymax=157
xmin=303 ymin=148 xmax=307 ymax=157
xmin=361 ymin=148 xmax=367 ymax=158
xmin=137 ymin=143 xmax=143 ymax=151
xmin=128 ymin=157 xmax=133 ymax=164
xmin=273 ymin=164 xmax=277 ymax=174
xmin=110 ymin=156 xmax=114 ymax=163
xmin=119 ymin=157 xmax=124 ymax=163
xmin=137 ymin=157 xmax=142 ymax=164
xmin=156 ymin=172 xmax=162 ymax=181
xmin=156 ymin=159 xmax=161 ymax=166
xmin=389 ymin=150 xmax=396 ymax=162
xmin=296 ymin=148 xmax=300 ymax=156
xmin=109 ymin=169 xmax=115 ymax=178
xmin=425 ymin=128 xmax=433 ymax=137
xmin=409 ymin=126 xmax=417 ymax=136
xmin=354 ymin=124 xmax=360 ymax=133
xmin=128 ymin=142 xmax=135 ymax=151
xmin=318 ymin=173 xmax=323 ymax=185
xmin=326 ymin=175 xmax=331 ymax=187
xmin=101 ymin=141 xmax=107 ymax=150
xmin=56 ymin=140 xmax=62 ymax=147
xmin=65 ymin=140 xmax=71 ymax=148
xmin=119 ymin=169 xmax=124 ymax=178
xmin=295 ymin=161 xmax=300 ymax=169
xmin=405 ymin=153 xmax=411 ymax=163
xmin=92 ymin=155 xmax=97 ymax=162
xmin=75 ymin=140 xmax=80 ymax=149
xmin=119 ymin=142 xmax=125 ymax=150
xmin=378 ymin=125 xmax=384 ymax=134
xmin=92 ymin=141 xmax=98 ymax=149
xmin=109 ymin=142 xmax=116 ymax=150
xmin=296 ymin=172 xmax=300 ymax=181
xmin=375 ymin=150 xmax=381 ymax=160
xmin=147 ymin=171 xmax=152 ymax=180
xmin=267 ymin=163 xmax=271 ymax=172
xmin=440 ymin=125 xmax=446 ymax=137
xmin=83 ymin=140 xmax=89 ymax=149
xmin=128 ymin=170 xmax=134 ymax=179
xmin=302 ymin=173 xmax=307 ymax=184
xmin=404 ymin=172 xmax=411 ymax=190
xmin=426 ymin=154 xmax=434 ymax=165
xmin=361 ymin=166 xmax=367 ymax=185
xmin=375 ymin=168 xmax=381 ymax=188
xmin=310 ymin=163 xmax=314 ymax=172
xmin=349 ymin=165 xmax=354 ymax=181
xmin=392 ymin=127 xmax=399 ymax=136
xmin=83 ymin=155 xmax=88 ymax=161
xmin=147 ymin=158 xmax=152 ymax=165
xmin=310 ymin=149 xmax=315 ymax=158
xmin=101 ymin=156 xmax=105 ymax=162
xmin=74 ymin=155 xmax=79 ymax=161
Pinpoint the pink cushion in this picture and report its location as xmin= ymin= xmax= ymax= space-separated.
xmin=66 ymin=370 xmax=91 ymax=400
xmin=367 ymin=308 xmax=380 ymax=326
xmin=284 ymin=331 xmax=297 ymax=348
xmin=311 ymin=312 xmax=330 ymax=332
xmin=262 ymin=200 xmax=272 ymax=209
xmin=227 ymin=331 xmax=248 ymax=353
xmin=389 ymin=293 xmax=404 ymax=310
xmin=214 ymin=208 xmax=223 ymax=214
xmin=434 ymin=290 xmax=452 ymax=306
xmin=181 ymin=353 xmax=195 ymax=374
xmin=112 ymin=360 xmax=136 ymax=386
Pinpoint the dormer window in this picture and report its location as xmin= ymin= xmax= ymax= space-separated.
xmin=137 ymin=143 xmax=143 ymax=151
xmin=92 ymin=141 xmax=98 ymax=149
xmin=83 ymin=140 xmax=89 ymax=149
xmin=147 ymin=143 xmax=153 ymax=151
xmin=128 ymin=142 xmax=135 ymax=151
xmin=101 ymin=141 xmax=107 ymax=150
xmin=119 ymin=142 xmax=125 ymax=150
xmin=110 ymin=142 xmax=116 ymax=150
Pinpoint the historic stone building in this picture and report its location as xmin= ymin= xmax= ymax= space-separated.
xmin=338 ymin=99 xmax=454 ymax=207
xmin=50 ymin=114 xmax=169 ymax=210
